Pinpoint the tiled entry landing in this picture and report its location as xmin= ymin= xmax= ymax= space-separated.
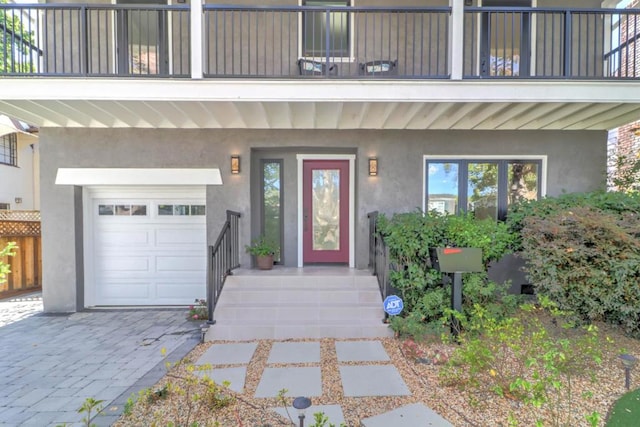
xmin=205 ymin=268 xmax=393 ymax=341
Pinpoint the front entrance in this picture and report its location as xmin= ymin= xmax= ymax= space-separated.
xmin=302 ymin=159 xmax=350 ymax=264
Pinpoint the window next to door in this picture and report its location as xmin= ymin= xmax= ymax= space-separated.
xmin=424 ymin=157 xmax=544 ymax=220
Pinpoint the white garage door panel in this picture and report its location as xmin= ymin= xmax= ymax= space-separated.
xmin=97 ymin=281 xmax=152 ymax=299
xmin=157 ymin=282 xmax=205 ymax=300
xmin=157 ymin=256 xmax=206 ymax=272
xmin=96 ymin=256 xmax=150 ymax=272
xmin=89 ymin=190 xmax=207 ymax=306
xmin=156 ymin=228 xmax=206 ymax=245
xmin=96 ymin=230 xmax=151 ymax=247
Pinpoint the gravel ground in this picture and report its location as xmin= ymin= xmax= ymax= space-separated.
xmin=114 ymin=322 xmax=640 ymax=427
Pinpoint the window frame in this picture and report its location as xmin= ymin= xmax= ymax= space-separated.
xmin=299 ymin=0 xmax=354 ymax=62
xmin=0 ymin=133 xmax=18 ymax=167
xmin=423 ymin=155 xmax=547 ymax=220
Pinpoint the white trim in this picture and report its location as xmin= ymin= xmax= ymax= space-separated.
xmin=191 ymin=0 xmax=203 ymax=79
xmin=422 ymin=154 xmax=548 ymax=213
xmin=55 ymin=168 xmax=222 ymax=186
xmin=296 ymin=154 xmax=356 ymax=268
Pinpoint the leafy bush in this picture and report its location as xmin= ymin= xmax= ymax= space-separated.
xmin=0 ymin=242 xmax=17 ymax=285
xmin=441 ymin=299 xmax=604 ymax=427
xmin=520 ymin=204 xmax=640 ymax=336
xmin=507 ymin=191 xmax=640 ymax=250
xmin=378 ymin=211 xmax=519 ymax=334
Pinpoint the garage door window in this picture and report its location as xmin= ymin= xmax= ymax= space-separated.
xmin=99 ymin=204 xmax=148 ymax=216
xmin=158 ymin=204 xmax=206 ymax=216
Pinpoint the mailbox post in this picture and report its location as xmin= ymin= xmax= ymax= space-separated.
xmin=435 ymin=247 xmax=484 ymax=337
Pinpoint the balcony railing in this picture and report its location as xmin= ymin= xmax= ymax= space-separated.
xmin=203 ymin=5 xmax=450 ymax=78
xmin=0 ymin=3 xmax=638 ymax=80
xmin=0 ymin=3 xmax=190 ymax=77
xmin=464 ymin=6 xmax=640 ymax=79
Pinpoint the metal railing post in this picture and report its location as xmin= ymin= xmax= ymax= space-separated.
xmin=564 ymin=10 xmax=572 ymax=78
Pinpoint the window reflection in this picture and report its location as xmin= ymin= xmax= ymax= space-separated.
xmin=427 ymin=162 xmax=459 ymax=215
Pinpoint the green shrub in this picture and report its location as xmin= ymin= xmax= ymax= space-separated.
xmin=507 ymin=191 xmax=640 ymax=251
xmin=378 ymin=211 xmax=519 ymax=334
xmin=0 ymin=242 xmax=17 ymax=284
xmin=520 ymin=204 xmax=640 ymax=336
xmin=441 ymin=299 xmax=603 ymax=426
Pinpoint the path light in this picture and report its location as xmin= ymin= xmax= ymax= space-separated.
xmin=619 ymin=353 xmax=638 ymax=390
xmin=292 ymin=396 xmax=312 ymax=427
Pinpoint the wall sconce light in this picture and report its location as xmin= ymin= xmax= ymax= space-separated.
xmin=230 ymin=155 xmax=240 ymax=174
xmin=464 ymin=0 xmax=473 ymax=6
xmin=368 ymin=157 xmax=378 ymax=176
xmin=14 ymin=197 xmax=22 ymax=204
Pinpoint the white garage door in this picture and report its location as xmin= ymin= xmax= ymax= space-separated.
xmin=88 ymin=188 xmax=207 ymax=306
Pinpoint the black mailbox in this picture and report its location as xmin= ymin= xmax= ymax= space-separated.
xmin=435 ymin=247 xmax=484 ymax=338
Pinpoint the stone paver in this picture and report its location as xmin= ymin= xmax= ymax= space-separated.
xmin=195 ymin=342 xmax=258 ymax=365
xmin=360 ymin=403 xmax=453 ymax=427
xmin=335 ymin=340 xmax=390 ymax=362
xmin=267 ymin=342 xmax=321 ymax=364
xmin=339 ymin=365 xmax=410 ymax=397
xmin=255 ymin=367 xmax=322 ymax=398
xmin=0 ymin=292 xmax=43 ymax=327
xmin=0 ymin=307 xmax=200 ymax=426
xmin=272 ymin=404 xmax=345 ymax=426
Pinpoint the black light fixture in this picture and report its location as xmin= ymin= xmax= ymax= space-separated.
xmin=230 ymin=155 xmax=240 ymax=174
xmin=368 ymin=157 xmax=378 ymax=176
xmin=620 ymin=354 xmax=638 ymax=390
xmin=292 ymin=396 xmax=312 ymax=427
xmin=464 ymin=0 xmax=473 ymax=6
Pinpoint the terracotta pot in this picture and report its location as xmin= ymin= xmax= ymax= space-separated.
xmin=256 ymin=254 xmax=274 ymax=270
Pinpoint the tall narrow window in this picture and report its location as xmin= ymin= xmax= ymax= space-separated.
xmin=467 ymin=162 xmax=498 ymax=220
xmin=480 ymin=0 xmax=532 ymax=77
xmin=261 ymin=160 xmax=283 ymax=263
xmin=0 ymin=133 xmax=17 ymax=166
xmin=426 ymin=162 xmax=459 ymax=215
xmin=302 ymin=1 xmax=350 ymax=58
xmin=117 ymin=0 xmax=169 ymax=75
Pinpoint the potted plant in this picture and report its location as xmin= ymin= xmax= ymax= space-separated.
xmin=245 ymin=236 xmax=278 ymax=270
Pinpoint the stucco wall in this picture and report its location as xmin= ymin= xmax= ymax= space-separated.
xmin=39 ymin=127 xmax=605 ymax=311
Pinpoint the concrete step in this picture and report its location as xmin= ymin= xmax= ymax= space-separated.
xmin=205 ymin=271 xmax=393 ymax=341
xmin=206 ymin=322 xmax=393 ymax=341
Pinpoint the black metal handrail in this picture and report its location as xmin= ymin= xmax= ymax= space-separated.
xmin=206 ymin=210 xmax=241 ymax=324
xmin=463 ymin=6 xmax=640 ymax=79
xmin=203 ymin=4 xmax=450 ymax=79
xmin=0 ymin=3 xmax=190 ymax=77
xmin=367 ymin=211 xmax=391 ymax=305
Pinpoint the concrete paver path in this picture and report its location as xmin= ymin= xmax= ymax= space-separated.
xmin=0 ymin=308 xmax=200 ymax=426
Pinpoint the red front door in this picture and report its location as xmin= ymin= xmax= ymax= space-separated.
xmin=303 ymin=160 xmax=349 ymax=264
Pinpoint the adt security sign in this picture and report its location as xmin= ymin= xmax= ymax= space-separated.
xmin=383 ymin=295 xmax=404 ymax=316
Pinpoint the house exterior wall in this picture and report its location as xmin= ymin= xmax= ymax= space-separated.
xmin=0 ymin=134 xmax=39 ymax=211
xmin=39 ymin=127 xmax=605 ymax=311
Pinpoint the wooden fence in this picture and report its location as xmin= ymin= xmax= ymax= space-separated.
xmin=0 ymin=211 xmax=41 ymax=297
